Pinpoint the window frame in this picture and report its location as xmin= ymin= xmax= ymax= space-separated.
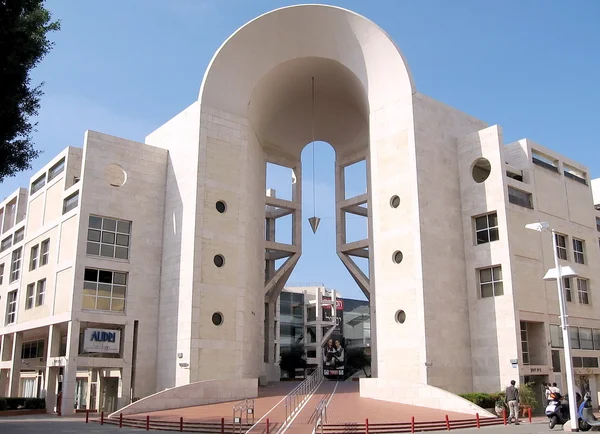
xmin=5 ymin=290 xmax=17 ymax=325
xmin=478 ymin=265 xmax=504 ymax=298
xmin=507 ymin=187 xmax=534 ymax=209
xmin=520 ymin=322 xmax=530 ymax=365
xmin=10 ymin=248 xmax=22 ymax=282
xmin=474 ymin=212 xmax=500 ymax=245
xmin=62 ymin=191 xmax=79 ymax=214
xmin=577 ymin=278 xmax=590 ymax=305
xmin=573 ymin=238 xmax=585 ymax=264
xmin=30 ymin=174 xmax=46 ymax=195
xmin=86 ymin=215 xmax=131 ymax=260
xmin=555 ymin=233 xmax=568 ymax=260
xmin=564 ymin=277 xmax=572 ymax=302
xmin=0 ymin=263 xmax=4 ymax=285
xmin=40 ymin=239 xmax=50 ymax=266
xmin=48 ymin=158 xmax=65 ymax=181
xmin=30 ymin=244 xmax=39 ymax=271
xmin=25 ymin=283 xmax=35 ymax=310
xmin=82 ymin=268 xmax=128 ymax=313
xmin=36 ymin=279 xmax=46 ymax=307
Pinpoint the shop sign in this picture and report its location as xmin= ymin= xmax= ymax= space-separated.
xmin=83 ymin=328 xmax=121 ymax=354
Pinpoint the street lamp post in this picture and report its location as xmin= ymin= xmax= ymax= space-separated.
xmin=526 ymin=222 xmax=579 ymax=431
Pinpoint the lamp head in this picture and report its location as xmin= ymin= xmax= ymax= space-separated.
xmin=525 ymin=222 xmax=550 ymax=232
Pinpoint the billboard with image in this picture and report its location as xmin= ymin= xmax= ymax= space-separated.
xmin=322 ymin=297 xmax=344 ymax=378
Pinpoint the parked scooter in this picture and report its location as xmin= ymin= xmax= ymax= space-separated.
xmin=578 ymin=392 xmax=600 ymax=431
xmin=546 ymin=392 xmax=590 ymax=431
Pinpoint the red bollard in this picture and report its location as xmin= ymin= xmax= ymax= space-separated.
xmin=101 ymin=411 xmax=104 ymax=425
xmin=221 ymin=417 xmax=225 ymax=434
xmin=119 ymin=413 xmax=123 ymax=428
xmin=445 ymin=414 xmax=450 ymax=431
xmin=146 ymin=415 xmax=150 ymax=431
xmin=180 ymin=416 xmax=183 ymax=432
xmin=365 ymin=418 xmax=369 ymax=434
xmin=502 ymin=409 xmax=507 ymax=425
xmin=267 ymin=418 xmax=270 ymax=434
xmin=476 ymin=413 xmax=480 ymax=429
xmin=85 ymin=410 xmax=89 ymax=423
xmin=528 ymin=407 xmax=532 ymax=423
xmin=411 ymin=416 xmax=415 ymax=433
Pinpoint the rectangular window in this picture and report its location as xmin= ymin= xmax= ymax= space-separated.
xmin=563 ymin=164 xmax=587 ymax=185
xmin=0 ymin=263 xmax=3 ymax=285
xmin=86 ymin=216 xmax=131 ymax=260
xmin=48 ymin=158 xmax=65 ymax=181
xmin=479 ymin=266 xmax=503 ymax=298
xmin=10 ymin=248 xmax=22 ymax=282
xmin=25 ymin=283 xmax=35 ymax=310
xmin=13 ymin=228 xmax=24 ymax=244
xmin=551 ymin=350 xmax=561 ymax=372
xmin=550 ymin=324 xmax=564 ymax=348
xmin=40 ymin=239 xmax=50 ymax=266
xmin=520 ymin=322 xmax=530 ymax=365
xmin=580 ymin=327 xmax=594 ymax=350
xmin=508 ymin=187 xmax=533 ymax=209
xmin=5 ymin=290 xmax=17 ymax=324
xmin=21 ymin=340 xmax=44 ymax=359
xmin=573 ymin=238 xmax=585 ymax=264
xmin=570 ymin=327 xmax=580 ymax=349
xmin=82 ymin=268 xmax=127 ymax=312
xmin=577 ymin=278 xmax=590 ymax=305
xmin=594 ymin=329 xmax=600 ymax=350
xmin=573 ymin=357 xmax=583 ymax=368
xmin=1 ymin=236 xmax=12 ymax=252
xmin=30 ymin=174 xmax=46 ymax=195
xmin=597 ymin=217 xmax=600 ymax=232
xmin=555 ymin=233 xmax=568 ymax=260
xmin=62 ymin=191 xmax=79 ymax=214
xmin=36 ymin=279 xmax=46 ymax=307
xmin=30 ymin=244 xmax=39 ymax=271
xmin=583 ymin=357 xmax=599 ymax=368
xmin=531 ymin=150 xmax=559 ymax=172
xmin=564 ymin=278 xmax=572 ymax=302
xmin=474 ymin=212 xmax=499 ymax=245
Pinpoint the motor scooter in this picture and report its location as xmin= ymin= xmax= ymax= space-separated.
xmin=577 ymin=392 xmax=599 ymax=431
xmin=546 ymin=392 xmax=590 ymax=431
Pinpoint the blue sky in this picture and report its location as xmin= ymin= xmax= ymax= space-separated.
xmin=2 ymin=0 xmax=599 ymax=301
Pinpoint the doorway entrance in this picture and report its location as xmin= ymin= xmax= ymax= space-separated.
xmin=100 ymin=377 xmax=118 ymax=413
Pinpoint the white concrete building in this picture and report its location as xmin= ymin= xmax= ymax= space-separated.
xmin=0 ymin=4 xmax=599 ymax=416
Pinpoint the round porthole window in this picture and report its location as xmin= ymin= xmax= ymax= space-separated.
xmin=390 ymin=195 xmax=401 ymax=208
xmin=395 ymin=310 xmax=406 ymax=324
xmin=392 ymin=250 xmax=403 ymax=264
xmin=213 ymin=254 xmax=225 ymax=267
xmin=472 ymin=158 xmax=491 ymax=183
xmin=212 ymin=312 xmax=224 ymax=326
xmin=216 ymin=201 xmax=227 ymax=214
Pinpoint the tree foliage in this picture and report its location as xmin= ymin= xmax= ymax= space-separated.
xmin=279 ymin=344 xmax=307 ymax=378
xmin=346 ymin=348 xmax=371 ymax=377
xmin=0 ymin=0 xmax=60 ymax=182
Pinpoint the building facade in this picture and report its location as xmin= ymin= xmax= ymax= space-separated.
xmin=0 ymin=3 xmax=599 ymax=415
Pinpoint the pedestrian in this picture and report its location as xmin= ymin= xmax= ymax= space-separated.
xmin=544 ymin=383 xmax=552 ymax=404
xmin=550 ymin=382 xmax=560 ymax=394
xmin=505 ymin=380 xmax=520 ymax=425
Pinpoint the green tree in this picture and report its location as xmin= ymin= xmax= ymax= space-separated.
xmin=0 ymin=0 xmax=60 ymax=182
xmin=346 ymin=348 xmax=371 ymax=378
xmin=279 ymin=345 xmax=307 ymax=378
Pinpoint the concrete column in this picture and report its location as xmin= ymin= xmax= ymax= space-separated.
xmin=264 ymin=302 xmax=277 ymax=364
xmin=60 ymin=320 xmax=80 ymax=416
xmin=0 ymin=369 xmax=8 ymax=396
xmin=43 ymin=324 xmax=61 ymax=412
xmin=8 ymin=332 xmax=22 ymax=396
xmin=117 ymin=323 xmax=134 ymax=409
xmin=1 ymin=334 xmax=12 ymax=361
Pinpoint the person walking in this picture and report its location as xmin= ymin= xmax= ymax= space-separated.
xmin=505 ymin=380 xmax=520 ymax=425
xmin=544 ymin=383 xmax=552 ymax=405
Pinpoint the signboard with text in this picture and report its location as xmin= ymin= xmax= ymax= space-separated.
xmin=83 ymin=328 xmax=121 ymax=354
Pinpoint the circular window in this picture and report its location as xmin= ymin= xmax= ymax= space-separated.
xmin=212 ymin=312 xmax=224 ymax=326
xmin=390 ymin=195 xmax=401 ymax=208
xmin=213 ymin=254 xmax=225 ymax=267
xmin=216 ymin=201 xmax=227 ymax=214
xmin=395 ymin=310 xmax=406 ymax=324
xmin=472 ymin=158 xmax=491 ymax=183
xmin=392 ymin=251 xmax=403 ymax=264
xmin=105 ymin=164 xmax=127 ymax=187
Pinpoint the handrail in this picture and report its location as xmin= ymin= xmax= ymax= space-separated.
xmin=232 ymin=399 xmax=255 ymax=434
xmin=314 ymin=396 xmax=328 ymax=434
xmin=283 ymin=369 xmax=323 ymax=425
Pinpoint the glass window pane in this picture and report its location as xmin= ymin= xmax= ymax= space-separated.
xmin=115 ymin=247 xmax=128 ymax=259
xmin=103 ymin=219 xmax=116 ymax=231
xmin=487 ymin=213 xmax=498 ymax=227
xmin=87 ymin=229 xmax=101 ymax=242
xmin=96 ymin=297 xmax=111 ymax=311
xmin=593 ymin=330 xmax=600 ymax=350
xmin=83 ymin=281 xmax=97 ymax=295
xmin=86 ymin=242 xmax=100 ymax=255
xmin=98 ymin=270 xmax=112 ymax=284
xmin=113 ymin=272 xmax=127 ymax=285
xmin=98 ymin=283 xmax=112 ymax=297
xmin=493 ymin=267 xmax=502 ymax=281
xmin=116 ymin=234 xmax=129 ymax=246
xmin=112 ymin=285 xmax=126 ymax=298
xmin=481 ymin=283 xmax=493 ymax=298
xmin=570 ymin=328 xmax=580 ymax=349
xmin=479 ymin=268 xmax=492 ymax=283
xmin=101 ymin=232 xmax=115 ymax=244
xmin=84 ymin=268 xmax=98 ymax=282
xmin=89 ymin=216 xmax=102 ymax=229
xmin=117 ymin=221 xmax=131 ymax=234
xmin=475 ymin=216 xmax=487 ymax=231
xmin=494 ymin=281 xmax=504 ymax=296
xmin=489 ymin=228 xmax=499 ymax=242
xmin=476 ymin=231 xmax=489 ymax=244
xmin=100 ymin=244 xmax=115 ymax=257
xmin=111 ymin=298 xmax=125 ymax=312
xmin=82 ymin=295 xmax=96 ymax=310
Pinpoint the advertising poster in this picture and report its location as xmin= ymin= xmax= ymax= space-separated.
xmin=322 ymin=297 xmax=345 ymax=379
